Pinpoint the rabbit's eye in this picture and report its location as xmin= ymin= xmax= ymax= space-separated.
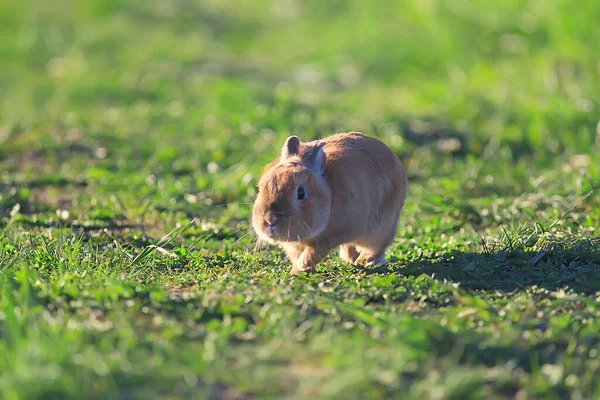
xmin=297 ymin=187 xmax=306 ymax=200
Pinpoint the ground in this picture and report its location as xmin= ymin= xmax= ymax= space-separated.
xmin=1 ymin=0 xmax=600 ymax=399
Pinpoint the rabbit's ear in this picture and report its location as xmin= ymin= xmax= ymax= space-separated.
xmin=281 ymin=136 xmax=301 ymax=160
xmin=302 ymin=142 xmax=326 ymax=175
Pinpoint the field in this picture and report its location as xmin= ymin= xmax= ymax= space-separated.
xmin=1 ymin=0 xmax=600 ymax=398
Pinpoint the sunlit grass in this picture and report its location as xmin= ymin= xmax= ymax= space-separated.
xmin=1 ymin=0 xmax=599 ymax=398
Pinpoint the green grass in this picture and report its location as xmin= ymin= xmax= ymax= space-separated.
xmin=1 ymin=0 xmax=600 ymax=398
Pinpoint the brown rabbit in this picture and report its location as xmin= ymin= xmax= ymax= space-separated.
xmin=252 ymin=132 xmax=408 ymax=275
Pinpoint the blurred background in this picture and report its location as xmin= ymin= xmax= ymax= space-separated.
xmin=1 ymin=0 xmax=599 ymax=220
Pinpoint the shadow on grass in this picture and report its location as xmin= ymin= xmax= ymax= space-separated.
xmin=399 ymin=119 xmax=470 ymax=158
xmin=14 ymin=218 xmax=146 ymax=232
xmin=0 ymin=178 xmax=87 ymax=217
xmin=378 ymin=238 xmax=600 ymax=295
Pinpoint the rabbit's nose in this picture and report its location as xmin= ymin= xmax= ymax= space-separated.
xmin=264 ymin=211 xmax=282 ymax=227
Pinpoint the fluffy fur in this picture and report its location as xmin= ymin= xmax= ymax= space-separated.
xmin=252 ymin=132 xmax=408 ymax=274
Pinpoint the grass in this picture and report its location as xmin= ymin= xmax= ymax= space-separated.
xmin=1 ymin=0 xmax=600 ymax=398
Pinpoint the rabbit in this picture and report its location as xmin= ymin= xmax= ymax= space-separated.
xmin=252 ymin=132 xmax=408 ymax=275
